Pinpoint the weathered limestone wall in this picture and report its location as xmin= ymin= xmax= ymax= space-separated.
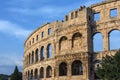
xmin=23 ymin=0 xmax=120 ymax=80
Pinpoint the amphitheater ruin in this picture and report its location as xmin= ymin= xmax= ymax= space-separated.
xmin=23 ymin=0 xmax=120 ymax=80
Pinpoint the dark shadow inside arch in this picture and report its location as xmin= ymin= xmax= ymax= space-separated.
xmin=93 ymin=32 xmax=103 ymax=52
xmin=72 ymin=60 xmax=83 ymax=75
xmin=35 ymin=49 xmax=39 ymax=62
xmin=109 ymin=29 xmax=120 ymax=50
xmin=29 ymin=54 xmax=30 ymax=64
xmin=32 ymin=51 xmax=34 ymax=63
xmin=34 ymin=69 xmax=38 ymax=79
xmin=46 ymin=66 xmax=52 ymax=78
xmin=30 ymin=70 xmax=33 ymax=79
xmin=40 ymin=46 xmax=44 ymax=60
xmin=40 ymin=67 xmax=44 ymax=78
xmin=59 ymin=62 xmax=67 ymax=76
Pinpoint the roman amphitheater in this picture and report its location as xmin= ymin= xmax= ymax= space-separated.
xmin=23 ymin=0 xmax=120 ymax=80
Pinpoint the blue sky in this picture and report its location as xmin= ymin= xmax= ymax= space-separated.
xmin=1 ymin=0 xmax=118 ymax=75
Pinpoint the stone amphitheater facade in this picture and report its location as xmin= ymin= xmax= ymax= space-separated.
xmin=23 ymin=0 xmax=120 ymax=80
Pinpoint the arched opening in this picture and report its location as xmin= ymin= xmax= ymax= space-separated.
xmin=34 ymin=69 xmax=38 ymax=79
xmin=94 ymin=60 xmax=101 ymax=79
xmin=28 ymin=71 xmax=30 ymax=80
xmin=109 ymin=29 xmax=120 ymax=50
xmin=59 ymin=36 xmax=68 ymax=51
xmin=40 ymin=46 xmax=44 ymax=60
xmin=93 ymin=32 xmax=103 ymax=52
xmin=40 ymin=67 xmax=44 ymax=78
xmin=30 ymin=70 xmax=33 ymax=79
xmin=59 ymin=62 xmax=67 ymax=76
xmin=46 ymin=66 xmax=52 ymax=78
xmin=35 ymin=49 xmax=39 ymax=62
xmin=47 ymin=44 xmax=52 ymax=58
xmin=32 ymin=51 xmax=34 ymax=63
xmin=72 ymin=32 xmax=82 ymax=48
xmin=29 ymin=54 xmax=30 ymax=64
xmin=72 ymin=60 xmax=83 ymax=75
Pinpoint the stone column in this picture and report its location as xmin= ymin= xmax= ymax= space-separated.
xmin=55 ymin=65 xmax=59 ymax=79
xmin=38 ymin=49 xmax=40 ymax=62
xmin=33 ymin=70 xmax=35 ymax=80
xmin=44 ymin=46 xmax=47 ymax=60
xmin=103 ymin=31 xmax=109 ymax=51
xmin=37 ymin=69 xmax=39 ymax=80
xmin=52 ymin=42 xmax=55 ymax=58
xmin=67 ymin=62 xmax=72 ymax=79
xmin=34 ymin=51 xmax=36 ymax=64
xmin=52 ymin=66 xmax=54 ymax=79
xmin=44 ymin=66 xmax=46 ymax=79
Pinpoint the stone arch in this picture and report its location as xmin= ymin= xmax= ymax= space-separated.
xmin=46 ymin=66 xmax=52 ymax=78
xmin=72 ymin=60 xmax=83 ymax=75
xmin=35 ymin=48 xmax=39 ymax=62
xmin=93 ymin=32 xmax=103 ymax=52
xmin=72 ymin=32 xmax=82 ymax=48
xmin=59 ymin=62 xmax=67 ymax=76
xmin=40 ymin=67 xmax=44 ymax=78
xmin=108 ymin=29 xmax=120 ymax=50
xmin=59 ymin=36 xmax=68 ymax=51
xmin=40 ymin=46 xmax=44 ymax=60
xmin=47 ymin=43 xmax=52 ymax=58
xmin=34 ymin=68 xmax=38 ymax=79
xmin=32 ymin=51 xmax=34 ymax=63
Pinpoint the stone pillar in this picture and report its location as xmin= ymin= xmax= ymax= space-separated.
xmin=37 ymin=69 xmax=39 ymax=80
xmin=103 ymin=31 xmax=109 ymax=51
xmin=38 ymin=49 xmax=40 ymax=62
xmin=34 ymin=51 xmax=36 ymax=64
xmin=68 ymin=36 xmax=72 ymax=50
xmin=55 ymin=65 xmax=59 ymax=79
xmin=44 ymin=66 xmax=46 ymax=79
xmin=52 ymin=42 xmax=55 ymax=58
xmin=67 ymin=62 xmax=72 ymax=79
xmin=52 ymin=66 xmax=54 ymax=78
xmin=30 ymin=54 xmax=31 ymax=64
xmin=33 ymin=70 xmax=35 ymax=80
xmin=44 ymin=46 xmax=47 ymax=60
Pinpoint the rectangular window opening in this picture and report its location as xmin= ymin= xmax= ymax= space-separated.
xmin=42 ymin=32 xmax=44 ymax=38
xmin=71 ymin=12 xmax=74 ymax=19
xmin=110 ymin=8 xmax=117 ymax=18
xmin=75 ymin=11 xmax=78 ymax=18
xmin=48 ymin=28 xmax=52 ymax=35
xmin=36 ymin=35 xmax=39 ymax=41
xmin=32 ymin=38 xmax=34 ymax=43
xmin=94 ymin=12 xmax=100 ymax=21
xmin=65 ymin=16 xmax=68 ymax=21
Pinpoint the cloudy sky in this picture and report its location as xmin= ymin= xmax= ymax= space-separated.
xmin=1 ymin=0 xmax=120 ymax=75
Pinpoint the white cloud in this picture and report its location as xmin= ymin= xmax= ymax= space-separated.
xmin=0 ymin=20 xmax=32 ymax=38
xmin=0 ymin=55 xmax=22 ymax=67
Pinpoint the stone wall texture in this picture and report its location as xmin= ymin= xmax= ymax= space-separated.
xmin=23 ymin=0 xmax=120 ymax=80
